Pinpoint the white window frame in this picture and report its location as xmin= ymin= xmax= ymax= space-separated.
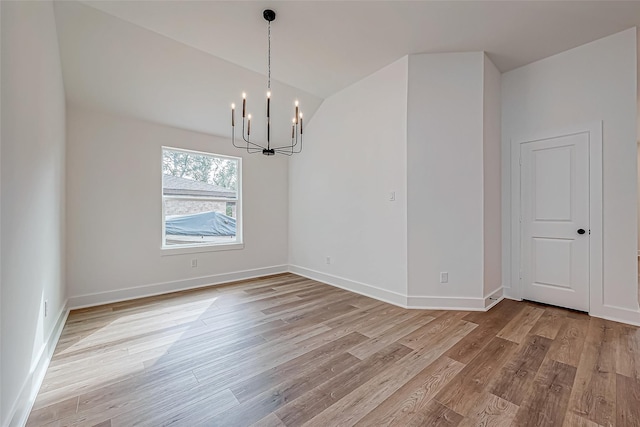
xmin=161 ymin=146 xmax=243 ymax=255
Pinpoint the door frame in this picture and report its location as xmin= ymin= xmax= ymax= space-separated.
xmin=510 ymin=121 xmax=602 ymax=313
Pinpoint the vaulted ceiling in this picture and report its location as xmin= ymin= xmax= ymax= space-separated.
xmin=54 ymin=1 xmax=640 ymax=139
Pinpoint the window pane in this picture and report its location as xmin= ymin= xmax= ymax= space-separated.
xmin=162 ymin=148 xmax=240 ymax=247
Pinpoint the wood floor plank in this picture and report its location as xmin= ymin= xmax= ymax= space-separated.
xmin=617 ymin=323 xmax=640 ymax=380
xmin=529 ymin=306 xmax=567 ymax=339
xmin=435 ymin=337 xmax=517 ymax=416
xmin=562 ymin=413 xmax=600 ymax=427
xmin=209 ymin=352 xmax=359 ymax=426
xmin=28 ymin=274 xmax=639 ymax=426
xmin=348 ymin=313 xmax=436 ymax=359
xmin=566 ymin=317 xmax=617 ymax=426
xmin=514 ymin=359 xmax=576 ymax=427
xmin=461 ymin=298 xmax=523 ymax=325
xmin=404 ymin=399 xmax=464 ymax=427
xmin=193 ymin=330 xmax=367 ymax=390
xmin=275 ymin=343 xmax=413 ymax=426
xmin=457 ymin=393 xmax=519 ymax=427
xmin=26 ymin=396 xmax=78 ymax=426
xmin=496 ymin=305 xmax=544 ymax=344
xmin=110 ymin=387 xmax=238 ymax=427
xmin=546 ymin=316 xmax=589 ymax=367
xmin=354 ymin=356 xmax=465 ymax=427
xmin=250 ymin=413 xmax=286 ymax=427
xmin=446 ymin=300 xmax=523 ymax=364
xmin=355 ymin=309 xmax=427 ymax=338
xmin=489 ymin=334 xmax=552 ymax=405
xmin=616 ymin=373 xmax=640 ymax=427
xmin=230 ymin=339 xmax=363 ymax=403
xmin=307 ymin=326 xmax=476 ymax=427
xmin=399 ymin=311 xmax=469 ymax=350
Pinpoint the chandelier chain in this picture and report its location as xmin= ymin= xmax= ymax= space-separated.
xmin=268 ymin=20 xmax=271 ymax=90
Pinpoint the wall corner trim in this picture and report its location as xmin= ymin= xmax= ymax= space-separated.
xmin=6 ymin=301 xmax=70 ymax=427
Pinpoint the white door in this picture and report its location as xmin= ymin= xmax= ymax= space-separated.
xmin=520 ymin=132 xmax=590 ymax=312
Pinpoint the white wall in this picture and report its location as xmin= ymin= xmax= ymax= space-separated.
xmin=637 ymin=143 xmax=640 ymax=258
xmin=406 ymin=52 xmax=486 ymax=303
xmin=288 ymin=57 xmax=408 ymax=303
xmin=483 ymin=55 xmax=502 ymax=297
xmin=1 ymin=1 xmax=3 ymax=421
xmin=66 ymin=108 xmax=289 ymax=306
xmin=1 ymin=1 xmax=67 ymax=425
xmin=502 ymin=28 xmax=639 ymax=321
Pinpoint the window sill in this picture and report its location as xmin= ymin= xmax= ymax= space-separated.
xmin=161 ymin=242 xmax=244 ymax=256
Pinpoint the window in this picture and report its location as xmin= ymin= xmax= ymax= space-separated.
xmin=162 ymin=147 xmax=241 ymax=249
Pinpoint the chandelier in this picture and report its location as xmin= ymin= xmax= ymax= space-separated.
xmin=230 ymin=9 xmax=303 ymax=156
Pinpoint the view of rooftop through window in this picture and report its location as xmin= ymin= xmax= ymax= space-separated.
xmin=162 ymin=148 xmax=241 ymax=247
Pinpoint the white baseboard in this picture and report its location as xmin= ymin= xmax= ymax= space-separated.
xmin=68 ymin=265 xmax=289 ymax=309
xmin=483 ymin=288 xmax=504 ymax=310
xmin=6 ymin=301 xmax=69 ymax=427
xmin=288 ymin=265 xmax=503 ymax=312
xmin=288 ymin=265 xmax=407 ymax=307
xmin=405 ymin=295 xmax=487 ymax=311
xmin=591 ymin=304 xmax=640 ymax=327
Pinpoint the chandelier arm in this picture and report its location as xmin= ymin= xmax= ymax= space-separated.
xmin=239 ymin=117 xmax=267 ymax=150
xmin=240 ymin=134 xmax=267 ymax=151
xmin=274 ymin=144 xmax=301 ymax=155
xmin=271 ymin=125 xmax=301 ymax=151
xmin=276 ymin=142 xmax=302 ymax=154
xmin=231 ymin=127 xmax=247 ymax=149
xmin=274 ymin=151 xmax=293 ymax=156
xmin=232 ymin=130 xmax=266 ymax=151
xmin=232 ymin=120 xmax=266 ymax=150
xmin=271 ymin=136 xmax=302 ymax=151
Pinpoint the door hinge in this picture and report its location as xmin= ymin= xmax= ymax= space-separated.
xmin=519 ymin=156 xmax=522 ymax=165
xmin=519 ymin=270 xmax=522 ymax=279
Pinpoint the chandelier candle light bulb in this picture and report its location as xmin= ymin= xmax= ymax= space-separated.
xmin=267 ymin=91 xmax=271 ymax=118
xmin=228 ymin=9 xmax=304 ymax=156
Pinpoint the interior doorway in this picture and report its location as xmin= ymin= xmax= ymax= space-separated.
xmin=519 ymin=132 xmax=590 ymax=311
xmin=511 ymin=122 xmax=603 ymax=313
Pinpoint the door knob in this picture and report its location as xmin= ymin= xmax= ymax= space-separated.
xmin=577 ymin=229 xmax=586 ymax=235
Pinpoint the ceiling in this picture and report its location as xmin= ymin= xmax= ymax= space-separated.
xmin=54 ymin=1 xmax=640 ymax=140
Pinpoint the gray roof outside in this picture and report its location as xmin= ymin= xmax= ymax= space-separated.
xmin=162 ymin=174 xmax=236 ymax=198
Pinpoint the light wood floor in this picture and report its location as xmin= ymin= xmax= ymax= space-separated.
xmin=28 ymin=273 xmax=640 ymax=426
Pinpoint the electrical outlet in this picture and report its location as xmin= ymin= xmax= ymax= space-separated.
xmin=440 ymin=272 xmax=449 ymax=283
xmin=326 ymin=256 xmax=331 ymax=265
xmin=191 ymin=259 xmax=198 ymax=268
xmin=44 ymin=300 xmax=48 ymax=318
